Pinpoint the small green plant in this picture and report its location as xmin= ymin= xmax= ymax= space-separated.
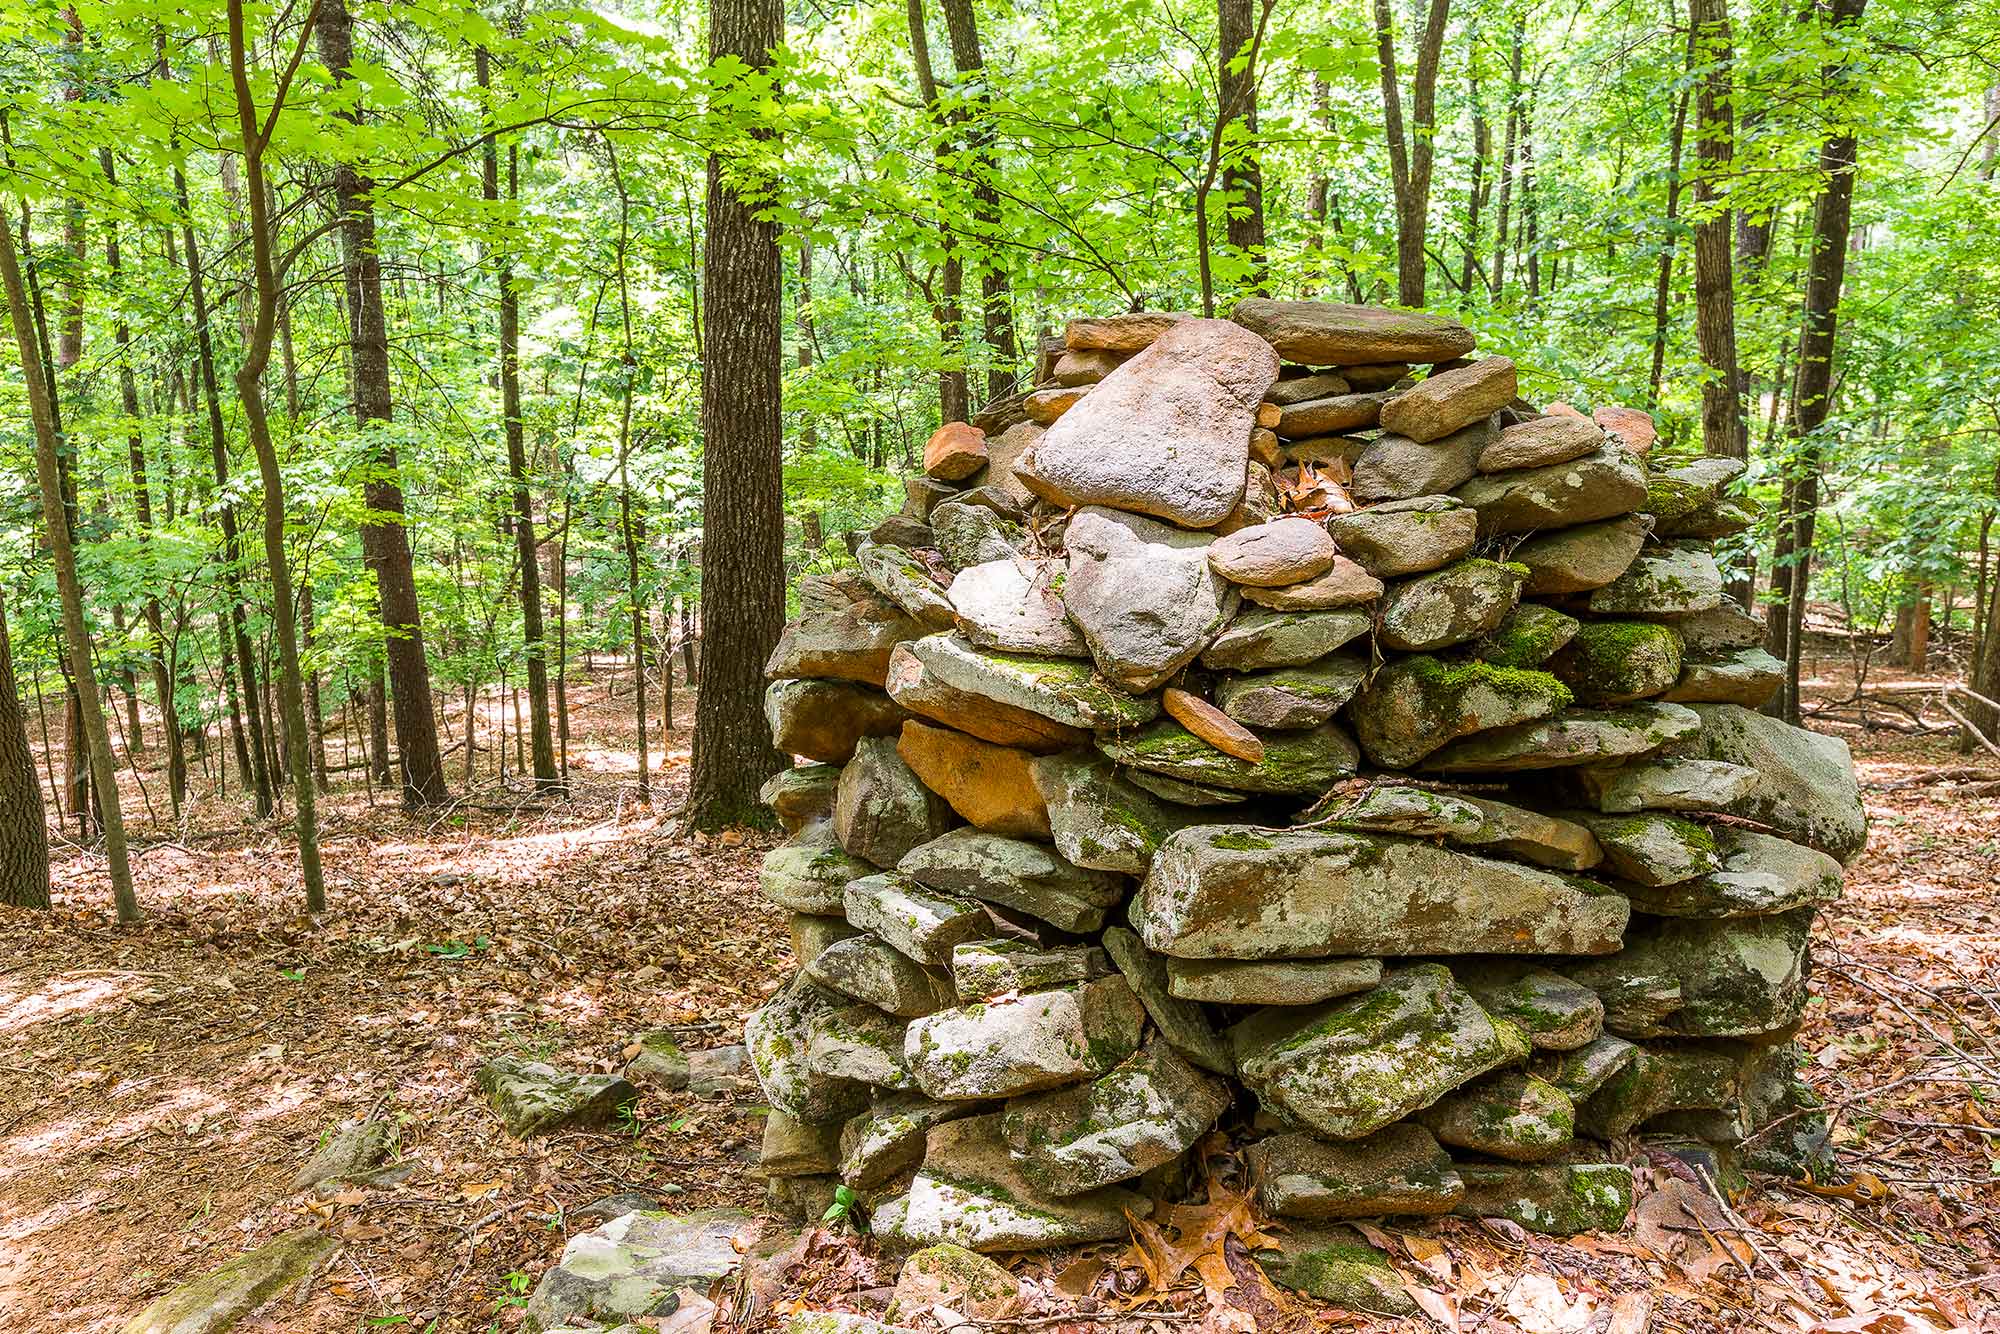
xmin=821 ymin=1183 xmax=863 ymax=1230
xmin=488 ymin=1271 xmax=532 ymax=1330
xmin=279 ymin=967 xmax=306 ymax=982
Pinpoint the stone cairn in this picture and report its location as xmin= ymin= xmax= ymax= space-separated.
xmin=747 ymin=300 xmax=1867 ymax=1290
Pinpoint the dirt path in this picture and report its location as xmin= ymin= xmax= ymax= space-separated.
xmin=1 ymin=672 xmax=1995 ymax=1330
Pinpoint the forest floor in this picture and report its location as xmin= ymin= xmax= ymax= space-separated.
xmin=1 ymin=650 xmax=1997 ymax=1333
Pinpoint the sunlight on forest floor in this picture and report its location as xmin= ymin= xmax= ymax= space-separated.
xmin=0 ymin=663 xmax=1994 ymax=1331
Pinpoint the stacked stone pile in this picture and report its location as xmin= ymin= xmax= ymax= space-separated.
xmin=748 ymin=300 xmax=1866 ymax=1271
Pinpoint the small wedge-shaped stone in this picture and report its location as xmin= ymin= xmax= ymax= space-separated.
xmin=839 ymin=1092 xmax=979 ymax=1189
xmin=1029 ymin=318 xmax=1275 ymax=527
xmin=1588 ymin=541 xmax=1724 ymax=615
xmin=1167 ymin=956 xmax=1382 ymax=1006
xmin=120 ymin=1228 xmax=339 ymax=1334
xmin=857 ymin=540 xmax=956 ymax=629
xmin=523 ymin=1208 xmax=763 ymax=1333
xmin=1379 ymin=558 xmax=1524 ymax=652
xmin=897 ymin=721 xmax=1050 ymax=840
xmin=947 ymin=558 xmax=1087 ymax=656
xmin=1532 ymin=1034 xmax=1639 ymax=1103
xmin=1478 ymin=413 xmax=1605 ymax=472
xmin=761 ymin=823 xmax=876 ymax=914
xmin=1455 ymin=796 xmax=1603 ymax=871
xmin=1454 ymin=443 xmax=1649 ymax=535
xmin=952 ymin=939 xmax=1107 ymax=1000
xmin=1206 ymin=518 xmax=1336 ymax=587
xmin=762 ymin=1108 xmax=844 ymax=1176
xmin=808 ymin=1004 xmax=913 ymax=1089
xmin=1381 ymin=357 xmax=1517 ymax=443
xmin=1573 ymin=812 xmax=1720 ymax=886
xmin=884 ymin=641 xmax=1090 ymax=753
xmin=873 ymin=1113 xmax=1143 ymax=1252
xmin=1471 ymin=603 xmax=1581 ymax=667
xmin=1450 ymin=1163 xmax=1633 ymax=1234
xmin=1323 ymin=495 xmax=1478 ymax=577
xmin=843 ymin=873 xmax=988 ymax=966
xmin=1063 ymin=507 xmax=1236 ymax=692
xmin=899 ymin=828 xmax=1125 ymax=933
xmin=767 ymin=679 xmax=908 ymax=765
xmin=1002 ymin=1040 xmax=1231 ymax=1195
xmin=1453 ymin=963 xmax=1605 ymax=1050
xmin=763 ymin=764 xmax=841 ymax=834
xmin=1548 ymin=620 xmax=1683 ymax=705
xmin=1200 ymin=606 xmax=1371 ymax=670
xmin=1216 ymin=657 xmax=1368 ymax=730
xmin=767 ymin=571 xmax=925 ymax=686
xmin=1348 ymin=656 xmax=1571 ymax=769
xmin=1624 ymin=828 xmax=1844 ymax=918
xmin=1101 ymin=926 xmax=1234 ymax=1076
xmin=1567 ymin=909 xmax=1816 ymax=1038
xmin=1325 ymin=784 xmax=1486 ymax=839
xmin=896 ymin=634 xmax=1160 ymax=732
xmin=1663 ymin=703 xmax=1866 ymax=863
xmin=835 ymin=736 xmax=956 ymax=869
xmin=1029 ymin=750 xmax=1204 ymax=874
xmin=1099 ymin=719 xmax=1359 ymax=795
xmin=1231 ymin=964 xmax=1531 ymax=1140
xmin=1240 ymin=558 xmax=1382 ymax=610
xmin=1230 ymin=298 xmax=1475 ymax=365
xmin=1163 ymin=687 xmax=1265 ymax=762
xmin=1664 ymin=646 xmax=1785 ymax=707
xmin=1137 ymin=827 xmax=1629 ymax=959
xmin=1510 ymin=514 xmax=1650 ymax=596
xmin=1574 ymin=756 xmax=1762 ymax=813
xmin=1418 ymin=1073 xmax=1575 ymax=1162
xmin=807 ymin=934 xmax=959 ymax=1018
xmin=932 ymin=501 xmax=1024 ymax=570
xmin=744 ymin=975 xmax=870 ymax=1123
xmin=1421 ymin=702 xmax=1702 ymax=773
xmin=904 ymin=976 xmax=1144 ymax=1099
xmin=1350 ymin=417 xmax=1495 ymax=502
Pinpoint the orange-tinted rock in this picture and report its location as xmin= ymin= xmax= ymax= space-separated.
xmin=925 ymin=422 xmax=989 ymax=481
xmin=897 ymin=720 xmax=1051 ymax=840
xmin=1024 ymin=386 xmax=1088 ymax=425
xmin=1162 ymin=688 xmax=1266 ymax=764
xmin=1593 ymin=405 xmax=1657 ymax=455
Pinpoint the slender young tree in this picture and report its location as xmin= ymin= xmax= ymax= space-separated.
xmin=1646 ymin=82 xmax=1691 ymax=406
xmin=1217 ymin=0 xmax=1267 ymax=290
xmin=939 ymin=0 xmax=1018 ymax=398
xmin=905 ymin=0 xmax=968 ymax=423
xmin=688 ymin=0 xmax=787 ymax=829
xmin=0 ymin=208 xmax=138 ymax=923
xmin=0 ymin=586 xmax=50 ymax=910
xmin=1371 ymin=0 xmax=1451 ymax=307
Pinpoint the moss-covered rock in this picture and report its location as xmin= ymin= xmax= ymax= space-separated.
xmin=1001 ymin=1039 xmax=1231 ymax=1195
xmin=903 ymin=975 xmax=1144 ymax=1100
xmin=761 ymin=824 xmax=876 ymax=914
xmin=1199 ymin=605 xmax=1372 ymax=670
xmin=898 ymin=827 xmax=1126 ymax=934
xmin=1565 ymin=909 xmax=1816 ymax=1039
xmin=745 ymin=975 xmax=872 ymax=1124
xmin=1418 ymin=1072 xmax=1576 ymax=1162
xmin=1664 ymin=646 xmax=1785 ymax=707
xmin=1662 ymin=703 xmax=1867 ymax=863
xmin=1450 ymin=1162 xmax=1634 ymax=1234
xmin=1452 ymin=963 xmax=1606 ymax=1050
xmin=894 ymin=633 xmax=1160 ymax=731
xmin=1324 ymin=494 xmax=1479 ymax=577
xmin=1572 ymin=812 xmax=1721 ymax=887
xmin=1549 ymin=620 xmax=1684 ymax=706
xmin=842 ymin=872 xmax=988 ymax=966
xmin=1166 ymin=956 xmax=1382 ymax=1006
xmin=1454 ymin=797 xmax=1604 ymax=871
xmin=478 ymin=1056 xmax=637 ymax=1139
xmin=1254 ymin=1228 xmax=1418 ymax=1316
xmin=806 ymin=934 xmax=958 ymax=1018
xmin=1214 ymin=656 xmax=1368 ymax=730
xmin=1453 ymin=443 xmax=1649 ymax=536
xmin=857 ymin=539 xmax=957 ymax=629
xmin=1509 ymin=514 xmax=1650 ymax=596
xmin=522 ymin=1208 xmax=761 ymax=1333
xmin=952 ymin=939 xmax=1108 ymax=1001
xmin=119 ymin=1228 xmax=338 ymax=1334
xmin=1349 ymin=655 xmax=1572 ymax=768
xmin=1323 ymin=784 xmax=1487 ymax=839
xmin=839 ymin=1091 xmax=979 ymax=1189
xmin=1379 ymin=557 xmax=1526 ymax=652
xmin=1101 ymin=926 xmax=1234 ymax=1076
xmin=1098 ymin=717 xmax=1360 ymax=795
xmin=1472 ymin=602 xmax=1581 ymax=667
xmin=806 ymin=1003 xmax=913 ymax=1090
xmin=1574 ymin=756 xmax=1761 ymax=814
xmin=1588 ymin=541 xmax=1725 ymax=616
xmin=1029 ymin=749 xmax=1205 ymax=874
xmin=1626 ymin=828 xmax=1844 ymax=918
xmin=1531 ymin=1034 xmax=1640 ymax=1103
xmin=1421 ymin=702 xmax=1702 ymax=773
xmin=1247 ymin=1124 xmax=1463 ymax=1218
xmin=762 ymin=763 xmax=844 ymax=833
xmin=887 ymin=1244 xmax=1021 ymax=1323
xmin=1573 ymin=1040 xmax=1742 ymax=1137
xmin=834 ymin=735 xmax=958 ymax=869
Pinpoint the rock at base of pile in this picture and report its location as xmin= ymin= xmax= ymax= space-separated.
xmin=119 ymin=1229 xmax=338 ymax=1334
xmin=522 ymin=1209 xmax=760 ymax=1332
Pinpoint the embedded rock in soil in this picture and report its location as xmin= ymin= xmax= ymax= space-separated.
xmin=765 ymin=571 xmax=924 ymax=686
xmin=745 ymin=977 xmax=871 ymax=1124
xmin=1230 ymin=964 xmax=1531 ymax=1140
xmin=1378 ymin=557 xmax=1524 ymax=652
xmin=1450 ymin=1162 xmax=1634 ymax=1234
xmin=1416 ymin=1072 xmax=1576 ymax=1162
xmin=899 ymin=828 xmax=1125 ymax=934
xmin=1420 ymin=701 xmax=1702 ymax=773
xmin=1478 ymin=413 xmax=1605 ymax=472
xmin=1509 ymin=514 xmax=1650 ymax=596
xmin=1061 ymin=507 xmax=1236 ymax=692
xmin=806 ymin=934 xmax=959 ymax=1018
xmin=290 ymin=1114 xmax=393 ymax=1194
xmin=1573 ymin=812 xmax=1719 ymax=887
xmin=842 ymin=872 xmax=988 ymax=967
xmin=1028 ymin=318 xmax=1276 ymax=527
xmin=1229 ymin=298 xmax=1476 ymax=365
xmin=760 ymin=823 xmax=875 ymax=914
xmin=478 ymin=1056 xmax=637 ymax=1138
xmin=1663 ymin=646 xmax=1785 ymax=707
xmin=1323 ymin=495 xmax=1478 ymax=577
xmin=886 ymin=1244 xmax=1022 ymax=1324
xmin=1252 ymin=1227 xmax=1419 ymax=1316
xmin=1214 ymin=656 xmax=1367 ymax=730
xmin=1453 ymin=443 xmax=1648 ymax=535
xmin=1001 ymin=1039 xmax=1231 ymax=1195
xmin=1349 ymin=655 xmax=1570 ymax=770
xmin=897 ymin=720 xmax=1051 ymax=840
xmin=687 ymin=1045 xmax=759 ymax=1100
xmin=1097 ymin=718 xmax=1359 ymax=796
xmin=1574 ymin=756 xmax=1761 ymax=814
xmin=761 ymin=764 xmax=842 ymax=834
xmin=1350 ymin=416 xmax=1495 ymax=502
xmin=119 ymin=1228 xmax=339 ymax=1334
xmin=1661 ymin=703 xmax=1867 ymax=863
xmin=884 ymin=640 xmax=1091 ymax=754
xmin=1029 ymin=750 xmax=1204 ymax=875
xmin=833 ymin=735 xmax=957 ymax=869
xmin=1199 ymin=606 xmax=1371 ymax=670
xmin=623 ymin=1032 xmax=692 ymax=1092
xmin=1205 ymin=517 xmax=1337 ymax=587
xmin=1587 ymin=540 xmax=1724 ymax=616
xmin=1101 ymin=926 xmax=1235 ymax=1077
xmin=1451 ymin=963 xmax=1605 ymax=1051
xmin=903 ymin=976 xmax=1145 ymax=1100
xmin=1380 ymin=357 xmax=1517 ymax=443
xmin=522 ymin=1209 xmax=761 ymax=1333
xmin=1166 ymin=956 xmax=1382 ymax=1007
xmin=766 ymin=678 xmax=908 ymax=766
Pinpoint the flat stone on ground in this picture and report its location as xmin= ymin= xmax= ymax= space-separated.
xmin=119 ymin=1228 xmax=338 ymax=1334
xmin=478 ymin=1056 xmax=636 ymax=1138
xmin=1252 ymin=1226 xmax=1418 ymax=1316
xmin=523 ymin=1209 xmax=760 ymax=1332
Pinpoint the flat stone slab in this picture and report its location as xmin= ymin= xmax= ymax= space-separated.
xmin=761 ymin=824 xmax=875 ymax=914
xmin=894 ymin=634 xmax=1159 ymax=732
xmin=884 ymin=640 xmax=1091 ymax=753
xmin=1098 ymin=718 xmax=1359 ymax=795
xmin=478 ymin=1056 xmax=636 ymax=1138
xmin=904 ymin=976 xmax=1144 ymax=1099
xmin=1587 ymin=541 xmax=1724 ymax=616
xmin=1479 ymin=414 xmax=1605 ymax=472
xmin=1455 ymin=796 xmax=1603 ymax=871
xmin=1349 ymin=655 xmax=1571 ymax=769
xmin=1137 ymin=826 xmax=1629 ymax=959
xmin=1420 ymin=702 xmax=1702 ymax=773
xmin=120 ymin=1228 xmax=337 ymax=1334
xmin=843 ymin=872 xmax=989 ymax=966
xmin=1166 ymin=956 xmax=1382 ymax=1006
xmin=1230 ymin=298 xmax=1476 ymax=365
xmin=1381 ymin=357 xmax=1517 ymax=443
xmin=1662 ymin=703 xmax=1866 ymax=863
xmin=1574 ymin=812 xmax=1720 ymax=887
xmin=1200 ymin=606 xmax=1370 ymax=670
xmin=1231 ymin=963 xmax=1531 ymax=1140
xmin=1664 ymin=647 xmax=1785 ymax=707
xmin=1000 ymin=1040 xmax=1230 ymax=1195
xmin=1350 ymin=417 xmax=1493 ymax=502
xmin=952 ymin=939 xmax=1106 ymax=1000
xmin=898 ymin=828 xmax=1125 ymax=934
xmin=1248 ymin=1124 xmax=1463 ymax=1219
xmin=1453 ymin=443 xmax=1648 ymax=535
xmin=766 ymin=571 xmax=924 ymax=687
xmin=1532 ymin=1035 xmax=1640 ymax=1104
xmin=1567 ymin=908 xmax=1816 ymax=1039
xmin=1623 ymin=827 xmax=1844 ymax=918
xmin=1323 ymin=784 xmax=1486 ymax=839
xmin=1214 ymin=656 xmax=1367 ymax=730
xmin=1574 ymin=756 xmax=1762 ymax=814
xmin=523 ymin=1209 xmax=761 ymax=1332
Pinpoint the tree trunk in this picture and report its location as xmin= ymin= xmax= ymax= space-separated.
xmin=1647 ymin=83 xmax=1692 ymax=407
xmin=906 ymin=0 xmax=969 ymax=423
xmin=939 ymin=0 xmax=1017 ymax=398
xmin=317 ymin=0 xmax=449 ymax=809
xmin=301 ymin=584 xmax=328 ymax=791
xmin=688 ymin=0 xmax=787 ymax=830
xmin=1218 ymin=0 xmax=1267 ymax=290
xmin=0 ymin=207 xmax=138 ymax=922
xmin=1491 ymin=19 xmax=1522 ymax=295
xmin=1371 ymin=0 xmax=1451 ymax=307
xmin=1460 ymin=70 xmax=1489 ymax=296
xmin=0 ymin=586 xmax=51 ymax=909
xmin=797 ymin=237 xmax=820 ymax=444
xmin=1688 ymin=0 xmax=1748 ymax=462
xmin=226 ymin=0 xmax=325 ymax=912
xmin=1770 ymin=0 xmax=1870 ymax=725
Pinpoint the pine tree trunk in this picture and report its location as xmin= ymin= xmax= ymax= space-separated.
xmin=688 ymin=0 xmax=787 ymax=829
xmin=0 ymin=587 xmax=51 ymax=909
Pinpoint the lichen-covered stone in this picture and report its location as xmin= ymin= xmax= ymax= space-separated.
xmin=884 ymin=641 xmax=1091 ymax=754
xmin=857 ymin=540 xmax=957 ymax=630
xmin=894 ymin=633 xmax=1160 ymax=732
xmin=478 ymin=1056 xmax=637 ymax=1138
xmin=1532 ymin=1034 xmax=1639 ymax=1103
xmin=1453 ymin=444 xmax=1649 ymax=536
xmin=886 ymin=1244 xmax=1021 ymax=1324
xmin=1248 ymin=1124 xmax=1463 ymax=1218
xmin=1574 ymin=812 xmax=1721 ymax=887
xmin=1588 ymin=541 xmax=1724 ymax=616
xmin=762 ymin=1108 xmax=844 ymax=1176
xmin=1509 ymin=513 xmax=1651 ymax=596
xmin=1677 ymin=604 xmax=1767 ymax=652
xmin=1567 ymin=909 xmax=1816 ymax=1039
xmin=766 ymin=571 xmax=925 ymax=687
xmin=1062 ymin=507 xmax=1237 ymax=692
xmin=1002 ymin=1040 xmax=1231 ymax=1195
xmin=1623 ymin=828 xmax=1844 ymax=919
xmin=1452 ymin=964 xmax=1605 ymax=1050
xmin=761 ymin=823 xmax=876 ymax=914
xmin=904 ymin=975 xmax=1144 ymax=1099
xmin=807 ymin=1003 xmax=913 ymax=1089
xmin=1479 ymin=413 xmax=1605 ymax=472
xmin=873 ymin=1113 xmax=1142 ymax=1252
xmin=1549 ymin=620 xmax=1684 ymax=705
xmin=1253 ymin=1227 xmax=1419 ymax=1316
xmin=899 ymin=828 xmax=1126 ymax=933
xmin=1101 ymin=926 xmax=1235 ymax=1075
xmin=1166 ymin=956 xmax=1382 ymax=1006
xmin=834 ymin=736 xmax=957 ymax=868
xmin=1663 ymin=646 xmax=1785 ymax=707
xmin=1662 ymin=703 xmax=1867 ymax=863
xmin=1349 ymin=655 xmax=1571 ymax=769
xmin=1138 ymin=827 xmax=1630 ymax=959
xmin=1574 ymin=757 xmax=1761 ymax=814
xmin=1098 ymin=718 xmax=1359 ymax=795
xmin=839 ymin=1092 xmax=978 ymax=1189
xmin=1029 ymin=750 xmax=1204 ymax=874
xmin=762 ymin=764 xmax=842 ymax=834
xmin=1325 ymin=784 xmax=1487 ymax=839
xmin=1214 ymin=656 xmax=1368 ymax=730
xmin=1455 ymin=797 xmax=1603 ymax=871
xmin=1421 ymin=701 xmax=1702 ymax=773
xmin=1471 ymin=603 xmax=1580 ymax=668
xmin=746 ymin=976 xmax=871 ymax=1124
xmin=119 ymin=1228 xmax=338 ymax=1334
xmin=932 ymin=501 xmax=1025 ymax=570
xmin=1199 ymin=606 xmax=1371 ymax=670
xmin=1417 ymin=1072 xmax=1575 ymax=1162
xmin=523 ymin=1209 xmax=759 ymax=1332
xmin=1351 ymin=416 xmax=1496 ymax=502
xmin=1125 ymin=770 xmax=1251 ymax=806
xmin=1379 ymin=558 xmax=1524 ymax=652
xmin=1450 ymin=1163 xmax=1634 ymax=1234
xmin=1230 ymin=964 xmax=1532 ymax=1139
xmin=625 ymin=1031 xmax=694 ymax=1092
xmin=842 ymin=873 xmax=989 ymax=967
xmin=1323 ymin=495 xmax=1479 ymax=579
xmin=766 ymin=678 xmax=909 ymax=766
xmin=897 ymin=720 xmax=1050 ymax=840
xmin=1573 ymin=1041 xmax=1742 ymax=1137
xmin=806 ymin=934 xmax=958 ymax=1018
xmin=952 ymin=939 xmax=1107 ymax=1000
xmin=946 ymin=557 xmax=1087 ymax=657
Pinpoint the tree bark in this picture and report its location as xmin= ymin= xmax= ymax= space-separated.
xmin=1491 ymin=19 xmax=1522 ymax=295
xmin=317 ymin=0 xmax=449 ymax=808
xmin=1460 ymin=69 xmax=1489 ymax=295
xmin=0 ymin=586 xmax=50 ymax=909
xmin=1647 ymin=82 xmax=1692 ymax=407
xmin=1218 ymin=0 xmax=1267 ymax=289
xmin=688 ymin=0 xmax=787 ymax=829
xmin=906 ymin=0 xmax=969 ymax=423
xmin=0 ymin=205 xmax=138 ymax=922
xmin=1371 ymin=0 xmax=1451 ymax=307
xmin=939 ymin=0 xmax=1017 ymax=398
